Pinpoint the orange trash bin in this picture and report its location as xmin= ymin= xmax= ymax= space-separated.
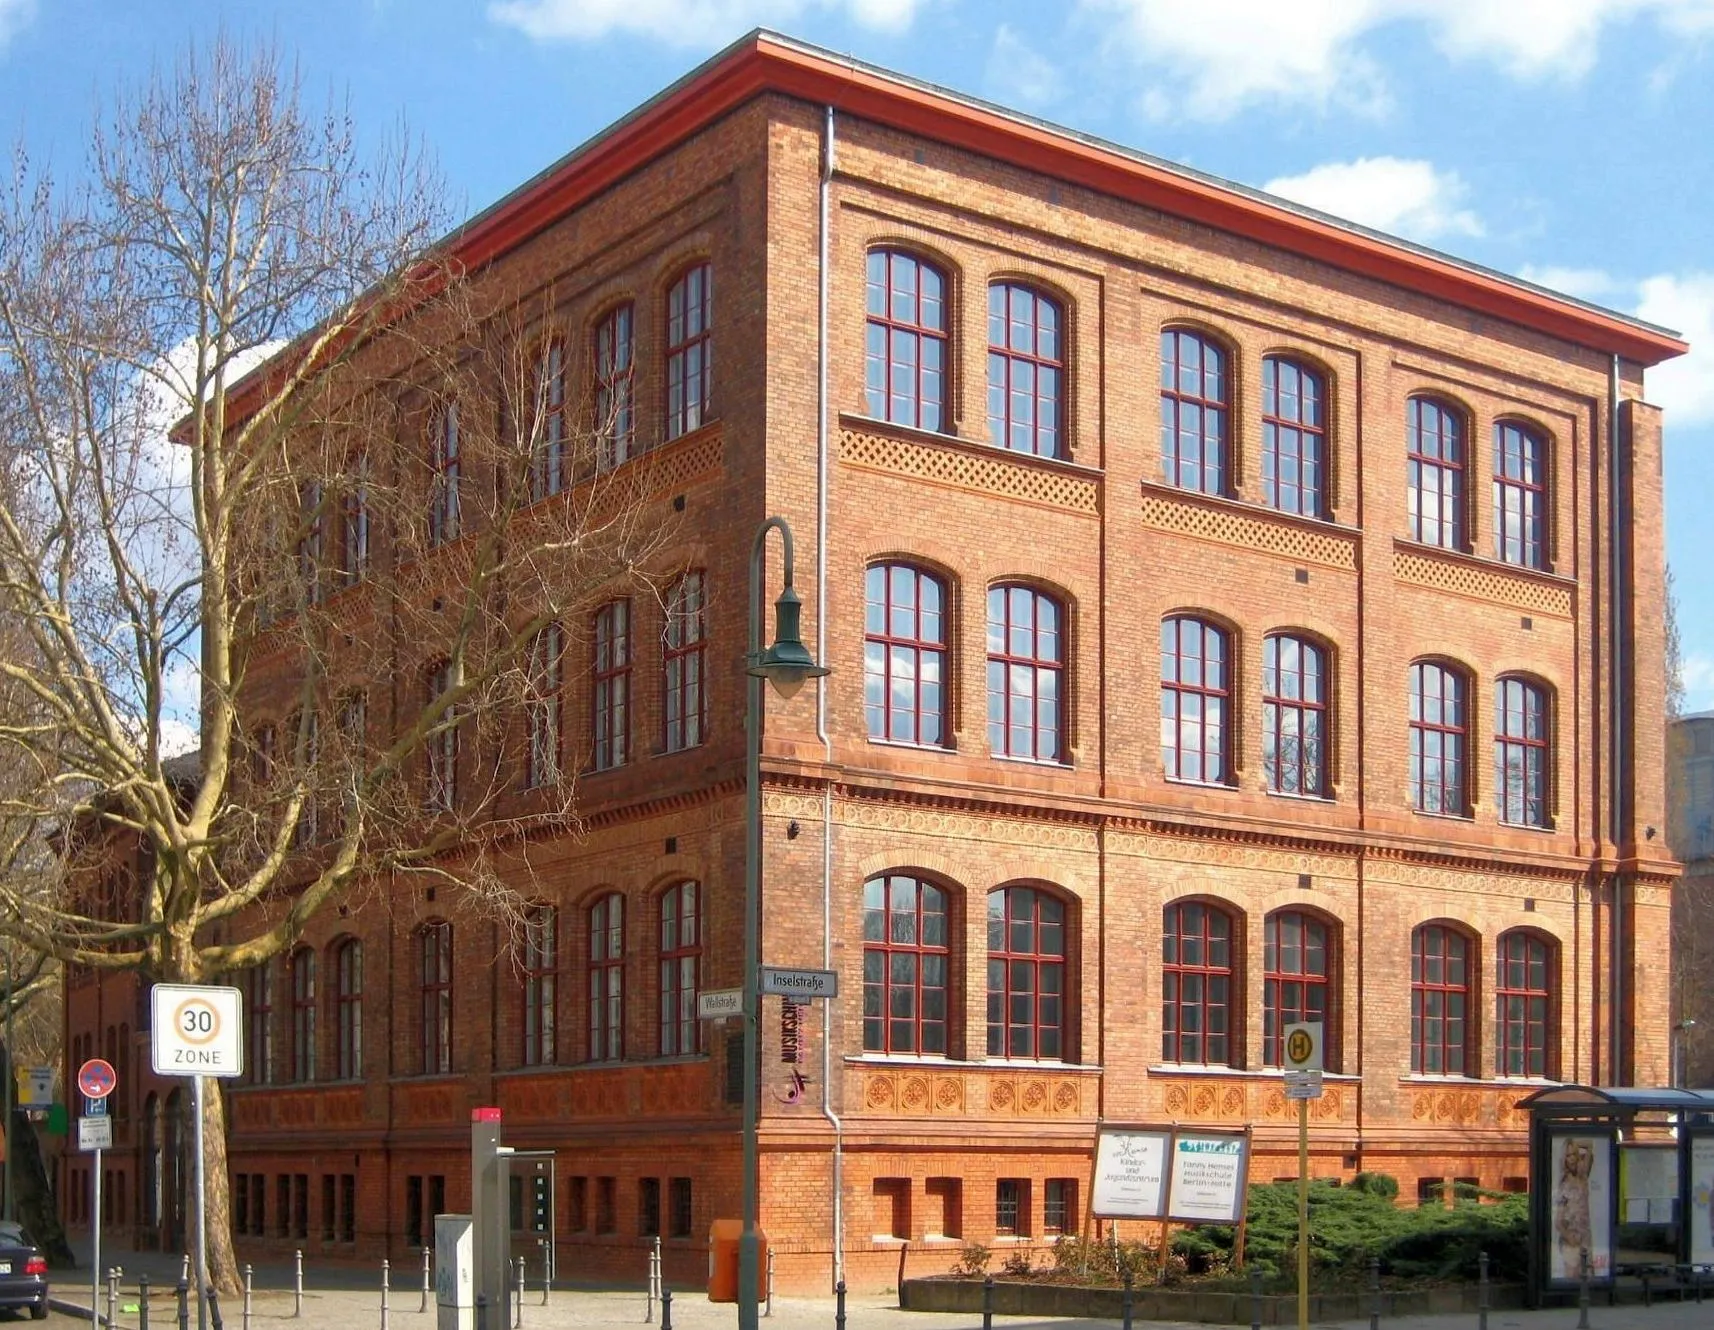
xmin=707 ymin=1218 xmax=768 ymax=1302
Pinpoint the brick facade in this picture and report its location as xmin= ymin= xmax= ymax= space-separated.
xmin=58 ymin=34 xmax=1682 ymax=1294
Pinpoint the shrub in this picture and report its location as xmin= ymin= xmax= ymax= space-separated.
xmin=1351 ymin=1171 xmax=1400 ymax=1200
xmin=952 ymin=1242 xmax=991 ymax=1277
xmin=1001 ymin=1248 xmax=1035 ymax=1277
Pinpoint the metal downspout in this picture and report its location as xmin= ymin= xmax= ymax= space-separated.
xmin=1607 ymin=353 xmax=1627 ymax=1084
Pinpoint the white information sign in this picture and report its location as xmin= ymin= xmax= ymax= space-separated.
xmin=1091 ymin=1127 xmax=1171 ymax=1218
xmin=151 ymin=983 xmax=245 ymax=1078
xmin=698 ymin=988 xmax=744 ymax=1019
xmin=435 ymin=1213 xmax=475 ymax=1330
xmin=1689 ymin=1136 xmax=1714 ymax=1266
xmin=1548 ymin=1134 xmax=1613 ymax=1282
xmin=1284 ymin=1070 xmax=1324 ymax=1100
xmin=758 ymin=967 xmax=838 ymax=999
xmin=1619 ymin=1144 xmax=1677 ymax=1224
xmin=77 ymin=1115 xmax=112 ymax=1152
xmin=1167 ymin=1131 xmax=1248 ymax=1223
xmin=1282 ymin=1022 xmax=1324 ymax=1073
xmin=17 ymin=1067 xmax=53 ymax=1108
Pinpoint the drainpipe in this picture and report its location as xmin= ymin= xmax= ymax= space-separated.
xmin=1607 ymin=353 xmax=1626 ymax=1084
xmin=815 ymin=103 xmax=844 ymax=1289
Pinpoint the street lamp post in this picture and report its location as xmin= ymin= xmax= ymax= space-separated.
xmin=741 ymin=516 xmax=829 ymax=1330
xmin=1674 ymin=1019 xmax=1698 ymax=1089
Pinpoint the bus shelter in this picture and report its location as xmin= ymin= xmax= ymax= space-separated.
xmin=1517 ymin=1085 xmax=1714 ymax=1306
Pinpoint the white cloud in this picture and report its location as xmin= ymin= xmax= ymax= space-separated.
xmin=985 ymin=24 xmax=1064 ymax=109
xmin=488 ymin=0 xmax=919 ymax=46
xmin=1636 ymin=272 xmax=1714 ymax=425
xmin=1081 ymin=0 xmax=1714 ymax=121
xmin=0 ymin=0 xmax=34 ymax=51
xmin=1516 ymin=265 xmax=1625 ymax=302
xmin=1263 ymin=157 xmax=1483 ymax=243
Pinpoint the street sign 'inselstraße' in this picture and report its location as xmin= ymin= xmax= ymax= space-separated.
xmin=758 ymin=966 xmax=839 ymax=999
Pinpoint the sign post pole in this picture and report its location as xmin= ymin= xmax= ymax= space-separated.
xmin=194 ymin=1073 xmax=207 ymax=1330
xmin=1280 ymin=1021 xmax=1324 ymax=1330
xmin=76 ymin=1058 xmax=118 ymax=1330
xmin=91 ymin=1143 xmax=102 ymax=1328
xmin=1296 ymin=1098 xmax=1308 ymax=1330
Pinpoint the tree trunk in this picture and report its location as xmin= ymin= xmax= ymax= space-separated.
xmin=0 ymin=1041 xmax=72 ymax=1266
xmin=200 ymin=1081 xmax=241 ymax=1294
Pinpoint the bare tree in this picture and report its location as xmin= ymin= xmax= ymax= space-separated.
xmin=0 ymin=39 xmax=678 ymax=1286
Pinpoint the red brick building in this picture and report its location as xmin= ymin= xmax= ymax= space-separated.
xmin=61 ymin=31 xmax=1685 ymax=1293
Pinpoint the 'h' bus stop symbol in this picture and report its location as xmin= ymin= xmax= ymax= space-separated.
xmin=1286 ymin=1028 xmax=1314 ymax=1067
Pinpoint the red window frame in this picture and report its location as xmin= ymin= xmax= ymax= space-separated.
xmin=665 ymin=265 xmax=711 ymax=441
xmin=1496 ymin=931 xmax=1552 ymax=1077
xmin=592 ymin=600 xmax=631 ymax=771
xmin=865 ymin=250 xmax=947 ymax=432
xmin=1160 ymin=329 xmax=1228 ymax=495
xmin=522 ymin=904 xmax=557 ymax=1067
xmin=341 ymin=453 xmax=369 ymax=586
xmin=1411 ymin=924 xmax=1470 ymax=1075
xmin=595 ymin=303 xmax=635 ymax=470
xmin=1043 ymin=1178 xmax=1076 ymax=1236
xmin=250 ymin=959 xmax=275 ymax=1086
xmin=862 ymin=874 xmax=950 ymax=1056
xmin=986 ymin=886 xmax=1067 ymax=1060
xmin=1161 ymin=617 xmax=1230 ymax=784
xmin=427 ymin=400 xmax=460 ymax=547
xmin=1410 ymin=661 xmax=1467 ymax=816
xmin=986 ymin=585 xmax=1064 ymax=762
xmin=334 ymin=939 xmax=362 ymax=1081
xmin=1263 ymin=633 xmax=1328 ymax=796
xmin=588 ymin=893 xmax=625 ymax=1062
xmin=1493 ymin=421 xmax=1547 ymax=569
xmin=290 ymin=947 xmax=316 ymax=1082
xmin=986 ymin=282 xmax=1063 ymax=458
xmin=1407 ymin=397 xmax=1465 ymax=549
xmin=525 ymin=623 xmax=562 ymax=789
xmin=1263 ymin=911 xmax=1329 ymax=1067
xmin=1162 ymin=900 xmax=1233 ymax=1065
xmin=864 ymin=564 xmax=946 ymax=747
xmin=1495 ymin=676 xmax=1550 ymax=828
xmin=425 ymin=660 xmax=458 ymax=812
xmin=419 ymin=921 xmax=453 ymax=1075
xmin=1262 ymin=356 xmax=1326 ymax=517
xmin=658 ymin=882 xmax=700 ymax=1056
xmin=298 ymin=480 xmax=324 ymax=606
xmin=663 ymin=572 xmax=706 ymax=753
xmin=530 ymin=337 xmax=566 ymax=501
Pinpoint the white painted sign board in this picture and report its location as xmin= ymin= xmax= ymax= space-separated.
xmin=151 ymin=983 xmax=245 ymax=1078
xmin=1091 ymin=1127 xmax=1172 ymax=1218
xmin=78 ymin=1116 xmax=112 ymax=1152
xmin=698 ymin=988 xmax=743 ymax=1019
xmin=1167 ymin=1131 xmax=1248 ymax=1223
xmin=758 ymin=966 xmax=838 ymax=999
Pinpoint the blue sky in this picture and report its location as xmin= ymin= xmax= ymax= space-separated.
xmin=4 ymin=0 xmax=1709 ymax=707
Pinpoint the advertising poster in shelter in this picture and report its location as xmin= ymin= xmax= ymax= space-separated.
xmin=1691 ymin=1135 xmax=1714 ymax=1266
xmin=1549 ymin=1134 xmax=1613 ymax=1280
xmin=1167 ymin=1130 xmax=1248 ymax=1223
xmin=1092 ymin=1127 xmax=1171 ymax=1218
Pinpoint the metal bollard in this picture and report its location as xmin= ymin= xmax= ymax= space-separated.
xmin=182 ymin=1254 xmax=192 ymax=1286
xmin=422 ymin=1247 xmax=433 ymax=1314
xmin=835 ymin=1279 xmax=847 ymax=1330
xmin=176 ymin=1277 xmax=190 ymax=1330
xmin=1577 ymin=1247 xmax=1592 ymax=1330
xmin=765 ymin=1248 xmax=774 ymax=1318
xmin=1249 ymin=1264 xmax=1263 ymax=1330
xmin=660 ymin=1288 xmax=673 ymax=1330
xmin=515 ymin=1256 xmax=525 ymax=1328
xmin=540 ymin=1240 xmax=550 ymax=1306
xmin=295 ymin=1249 xmax=305 ymax=1318
xmin=1122 ymin=1268 xmax=1134 ymax=1330
xmin=209 ymin=1285 xmax=225 ymax=1330
xmin=646 ymin=1243 xmax=655 ymax=1324
xmin=108 ymin=1266 xmax=119 ymax=1327
xmin=244 ymin=1264 xmax=253 ymax=1330
xmin=476 ymin=1292 xmax=489 ymax=1330
xmin=382 ymin=1258 xmax=392 ymax=1330
xmin=982 ymin=1274 xmax=994 ymax=1330
xmin=140 ymin=1273 xmax=151 ymax=1330
xmin=1477 ymin=1250 xmax=1489 ymax=1330
xmin=1368 ymin=1255 xmax=1381 ymax=1330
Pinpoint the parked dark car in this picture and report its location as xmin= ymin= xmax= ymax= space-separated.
xmin=0 ymin=1222 xmax=47 ymax=1320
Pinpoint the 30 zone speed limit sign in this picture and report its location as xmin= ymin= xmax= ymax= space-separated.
xmin=151 ymin=984 xmax=244 ymax=1078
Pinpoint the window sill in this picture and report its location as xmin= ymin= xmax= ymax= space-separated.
xmin=1164 ymin=775 xmax=1235 ymax=792
xmin=1496 ymin=819 xmax=1555 ymax=834
xmin=848 ymin=1053 xmax=1102 ymax=1072
xmin=1412 ymin=809 xmax=1475 ymax=823
xmin=1397 ymin=1074 xmax=1493 ymax=1086
xmin=868 ymin=736 xmax=954 ymax=755
xmin=1391 ymin=537 xmax=1574 ymax=591
xmin=1139 ymin=480 xmax=1358 ymax=537
xmin=1149 ymin=1064 xmax=1359 ymax=1082
xmin=1264 ymin=788 xmax=1337 ymax=805
xmin=993 ymin=753 xmax=1072 ymax=770
xmin=841 ymin=411 xmax=1102 ymax=480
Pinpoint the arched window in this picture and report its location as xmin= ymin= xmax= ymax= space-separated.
xmin=425 ymin=660 xmax=458 ymax=813
xmin=334 ymin=939 xmax=363 ymax=1081
xmin=524 ymin=623 xmax=562 ymax=789
xmin=866 ymin=250 xmax=947 ymax=431
xmin=529 ymin=337 xmax=566 ymax=501
xmin=522 ymin=905 xmax=557 ymax=1067
xmin=1263 ymin=911 xmax=1329 ymax=1067
xmin=249 ymin=959 xmax=274 ymax=1086
xmin=342 ymin=451 xmax=370 ymax=585
xmin=665 ymin=264 xmax=712 ymax=440
xmin=289 ymin=947 xmax=316 ymax=1082
xmin=1496 ymin=931 xmax=1553 ymax=1077
xmin=1162 ymin=901 xmax=1234 ymax=1065
xmin=1495 ymin=676 xmax=1550 ymax=828
xmin=987 ymin=585 xmax=1064 ymax=762
xmin=658 ymin=883 xmax=700 ymax=1056
xmin=588 ymin=893 xmax=625 ymax=1062
xmin=862 ymin=874 xmax=949 ymax=1055
xmin=987 ymin=283 xmax=1063 ymax=457
xmin=1263 ymin=633 xmax=1328 ymax=796
xmin=1494 ymin=421 xmax=1547 ymax=569
xmin=987 ymin=886 xmax=1067 ymax=1059
xmin=427 ymin=399 xmax=460 ymax=547
xmin=1410 ymin=661 xmax=1468 ymax=815
xmin=1262 ymin=357 xmax=1326 ymax=516
xmin=419 ymin=921 xmax=453 ymax=1075
xmin=591 ymin=600 xmax=631 ymax=771
xmin=1407 ymin=397 xmax=1464 ymax=549
xmin=1161 ymin=617 xmax=1230 ymax=784
xmin=141 ymin=1093 xmax=161 ymax=1228
xmin=595 ymin=303 xmax=635 ymax=470
xmin=865 ymin=564 xmax=947 ymax=746
xmin=1160 ymin=330 xmax=1228 ymax=495
xmin=663 ymin=572 xmax=707 ymax=753
xmin=1411 ymin=924 xmax=1471 ymax=1075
